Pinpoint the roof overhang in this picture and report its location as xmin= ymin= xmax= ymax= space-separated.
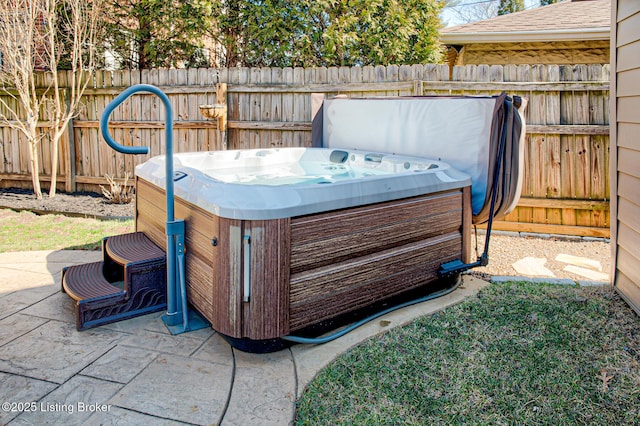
xmin=440 ymin=27 xmax=610 ymax=45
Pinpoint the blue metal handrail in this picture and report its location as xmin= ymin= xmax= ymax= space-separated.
xmin=100 ymin=84 xmax=207 ymax=334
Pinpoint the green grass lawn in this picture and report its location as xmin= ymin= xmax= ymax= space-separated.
xmin=0 ymin=209 xmax=133 ymax=252
xmin=296 ymin=282 xmax=640 ymax=425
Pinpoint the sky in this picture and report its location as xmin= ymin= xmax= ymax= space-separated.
xmin=441 ymin=0 xmax=542 ymax=27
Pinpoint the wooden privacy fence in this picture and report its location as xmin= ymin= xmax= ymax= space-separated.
xmin=0 ymin=63 xmax=610 ymax=237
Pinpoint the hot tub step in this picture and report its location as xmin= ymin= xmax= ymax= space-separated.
xmin=102 ymin=232 xmax=166 ymax=282
xmin=62 ymin=261 xmax=125 ymax=303
xmin=104 ymin=231 xmax=166 ymax=266
xmin=61 ymin=232 xmax=168 ymax=330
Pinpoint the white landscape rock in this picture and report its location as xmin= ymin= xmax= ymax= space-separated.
xmin=555 ymin=253 xmax=602 ymax=271
xmin=512 ymin=257 xmax=556 ymax=277
xmin=563 ymin=265 xmax=610 ymax=282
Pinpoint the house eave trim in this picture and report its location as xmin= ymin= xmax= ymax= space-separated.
xmin=440 ymin=28 xmax=610 ymax=45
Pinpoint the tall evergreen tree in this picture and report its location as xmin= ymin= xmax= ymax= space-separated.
xmin=310 ymin=0 xmax=445 ymax=66
xmin=213 ymin=0 xmax=445 ymax=67
xmin=103 ymin=0 xmax=445 ymax=68
xmin=104 ymin=0 xmax=216 ymax=69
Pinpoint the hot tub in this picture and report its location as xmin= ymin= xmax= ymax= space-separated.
xmin=135 ymin=147 xmax=473 ymax=347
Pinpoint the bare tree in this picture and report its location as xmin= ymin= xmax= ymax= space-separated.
xmin=447 ymin=0 xmax=499 ymax=24
xmin=0 ymin=0 xmax=46 ymax=197
xmin=0 ymin=0 xmax=102 ymax=198
xmin=45 ymin=0 xmax=102 ymax=197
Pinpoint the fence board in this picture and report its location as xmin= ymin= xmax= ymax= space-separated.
xmin=0 ymin=64 xmax=610 ymax=237
xmin=292 ymin=67 xmax=307 ymax=147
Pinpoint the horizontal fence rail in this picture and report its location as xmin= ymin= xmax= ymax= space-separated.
xmin=0 ymin=63 xmax=610 ymax=237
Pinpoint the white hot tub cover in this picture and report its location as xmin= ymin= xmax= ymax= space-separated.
xmin=316 ymin=92 xmax=527 ymax=224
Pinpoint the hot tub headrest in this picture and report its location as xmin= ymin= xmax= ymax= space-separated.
xmin=315 ymin=93 xmax=527 ymax=224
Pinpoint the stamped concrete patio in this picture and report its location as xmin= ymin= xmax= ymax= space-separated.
xmin=0 ymin=250 xmax=487 ymax=425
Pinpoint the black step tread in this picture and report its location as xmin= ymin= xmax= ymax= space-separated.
xmin=105 ymin=232 xmax=165 ymax=266
xmin=63 ymin=261 xmax=125 ymax=302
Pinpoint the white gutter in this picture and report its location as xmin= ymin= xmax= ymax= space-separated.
xmin=441 ymin=27 xmax=610 ymax=44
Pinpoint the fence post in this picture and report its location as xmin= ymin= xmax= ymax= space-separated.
xmin=413 ymin=80 xmax=423 ymax=96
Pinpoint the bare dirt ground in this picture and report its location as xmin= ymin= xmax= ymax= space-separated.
xmin=0 ymin=187 xmax=134 ymax=218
